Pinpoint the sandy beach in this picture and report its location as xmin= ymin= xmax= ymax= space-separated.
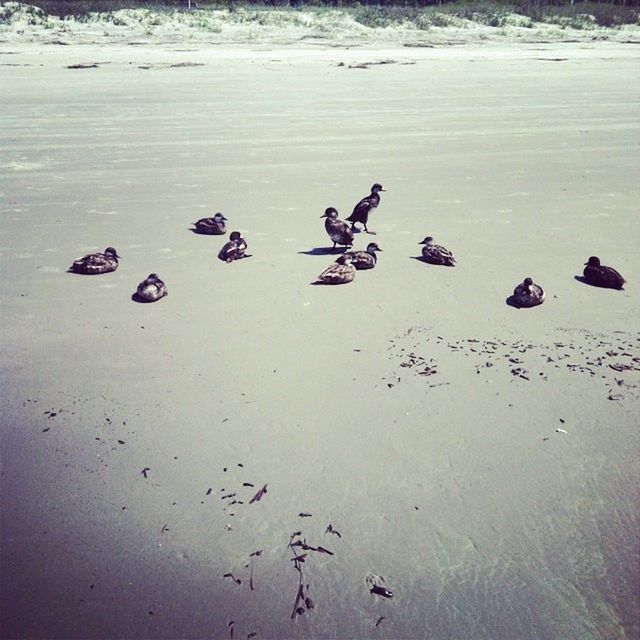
xmin=1 ymin=20 xmax=639 ymax=640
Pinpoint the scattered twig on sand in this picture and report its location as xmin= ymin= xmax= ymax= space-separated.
xmin=298 ymin=512 xmax=312 ymax=518
xmin=141 ymin=467 xmax=150 ymax=478
xmin=288 ymin=531 xmax=331 ymax=620
xmin=249 ymin=484 xmax=268 ymax=504
xmin=223 ymin=573 xmax=242 ymax=586
xmin=376 ymin=616 xmax=386 ymax=627
xmin=325 ymin=524 xmax=342 ymax=538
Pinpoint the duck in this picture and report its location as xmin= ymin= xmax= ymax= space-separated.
xmin=314 ymin=254 xmax=356 ymax=285
xmin=218 ymin=231 xmax=248 ymax=263
xmin=343 ymin=242 xmax=382 ymax=270
xmin=193 ymin=213 xmax=227 ymax=235
xmin=419 ymin=237 xmax=455 ymax=266
xmin=69 ymin=247 xmax=120 ymax=274
xmin=134 ymin=273 xmax=167 ymax=303
xmin=508 ymin=277 xmax=545 ymax=308
xmin=321 ymin=207 xmax=353 ymax=250
xmin=346 ymin=183 xmax=385 ymax=234
xmin=582 ymin=256 xmax=625 ymax=290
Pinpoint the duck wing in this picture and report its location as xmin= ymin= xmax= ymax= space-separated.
xmin=347 ymin=196 xmax=374 ymax=223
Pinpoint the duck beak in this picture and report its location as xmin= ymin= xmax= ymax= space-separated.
xmin=380 ymin=188 xmax=386 ymax=191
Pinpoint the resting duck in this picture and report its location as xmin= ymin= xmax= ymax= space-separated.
xmin=508 ymin=277 xmax=545 ymax=308
xmin=193 ymin=213 xmax=227 ymax=235
xmin=343 ymin=242 xmax=382 ymax=270
xmin=218 ymin=231 xmax=248 ymax=263
xmin=134 ymin=274 xmax=167 ymax=303
xmin=583 ymin=256 xmax=625 ymax=290
xmin=69 ymin=247 xmax=120 ymax=274
xmin=347 ymin=183 xmax=385 ymax=234
xmin=314 ymin=254 xmax=356 ymax=285
xmin=419 ymin=237 xmax=455 ymax=266
xmin=322 ymin=207 xmax=353 ymax=250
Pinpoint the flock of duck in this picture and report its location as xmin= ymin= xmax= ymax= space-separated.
xmin=68 ymin=183 xmax=627 ymax=306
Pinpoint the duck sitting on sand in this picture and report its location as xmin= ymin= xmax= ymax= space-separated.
xmin=347 ymin=183 xmax=385 ymax=234
xmin=582 ymin=256 xmax=625 ymax=290
xmin=419 ymin=237 xmax=455 ymax=266
xmin=343 ymin=242 xmax=382 ymax=270
xmin=321 ymin=207 xmax=353 ymax=250
xmin=134 ymin=274 xmax=167 ymax=303
xmin=314 ymin=254 xmax=356 ymax=285
xmin=69 ymin=247 xmax=120 ymax=274
xmin=193 ymin=213 xmax=227 ymax=235
xmin=508 ymin=277 xmax=545 ymax=308
xmin=218 ymin=231 xmax=248 ymax=263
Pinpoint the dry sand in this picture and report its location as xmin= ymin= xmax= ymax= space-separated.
xmin=1 ymin=40 xmax=639 ymax=640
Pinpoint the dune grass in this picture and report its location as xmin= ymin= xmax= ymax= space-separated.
xmin=9 ymin=0 xmax=640 ymax=29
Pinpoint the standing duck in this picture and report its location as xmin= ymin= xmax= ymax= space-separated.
xmin=508 ymin=277 xmax=545 ymax=308
xmin=582 ymin=256 xmax=625 ymax=290
xmin=314 ymin=254 xmax=356 ymax=285
xmin=343 ymin=242 xmax=382 ymax=270
xmin=321 ymin=207 xmax=353 ymax=251
xmin=218 ymin=231 xmax=248 ymax=263
xmin=193 ymin=213 xmax=227 ymax=235
xmin=419 ymin=237 xmax=455 ymax=266
xmin=134 ymin=274 xmax=167 ymax=303
xmin=347 ymin=183 xmax=385 ymax=234
xmin=69 ymin=247 xmax=120 ymax=275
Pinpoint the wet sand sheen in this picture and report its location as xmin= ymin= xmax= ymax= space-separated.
xmin=1 ymin=43 xmax=639 ymax=639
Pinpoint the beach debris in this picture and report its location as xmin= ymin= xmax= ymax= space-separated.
xmin=289 ymin=530 xmax=335 ymax=620
xmin=228 ymin=621 xmax=234 ymax=639
xmin=247 ymin=633 xmax=257 ymax=639
xmin=366 ymin=573 xmax=393 ymax=598
xmin=375 ymin=616 xmax=386 ymax=627
xmin=325 ymin=524 xmax=342 ymax=538
xmin=223 ymin=573 xmax=242 ymax=586
xmin=141 ymin=467 xmax=150 ymax=478
xmin=249 ymin=484 xmax=268 ymax=504
xmin=608 ymin=393 xmax=624 ymax=401
xmin=555 ymin=428 xmax=568 ymax=434
xmin=298 ymin=512 xmax=312 ymax=518
xmin=67 ymin=63 xmax=100 ymax=69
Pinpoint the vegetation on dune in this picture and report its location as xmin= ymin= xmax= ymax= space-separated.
xmin=2 ymin=0 xmax=638 ymax=30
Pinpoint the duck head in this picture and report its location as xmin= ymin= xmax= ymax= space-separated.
xmin=336 ymin=254 xmax=353 ymax=266
xmin=229 ymin=231 xmax=242 ymax=241
xmin=419 ymin=237 xmax=434 ymax=245
xmin=214 ymin=213 xmax=227 ymax=222
xmin=523 ymin=277 xmax=534 ymax=289
xmin=585 ymin=256 xmax=600 ymax=267
xmin=104 ymin=247 xmax=120 ymax=259
xmin=147 ymin=273 xmax=159 ymax=281
xmin=321 ymin=207 xmax=339 ymax=219
xmin=371 ymin=183 xmax=386 ymax=193
xmin=366 ymin=242 xmax=382 ymax=253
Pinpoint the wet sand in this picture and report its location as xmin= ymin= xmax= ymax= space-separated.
xmin=1 ymin=42 xmax=639 ymax=639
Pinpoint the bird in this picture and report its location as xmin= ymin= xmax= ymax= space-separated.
xmin=346 ymin=183 xmax=385 ymax=234
xmin=321 ymin=207 xmax=353 ymax=251
xmin=508 ymin=277 xmax=545 ymax=308
xmin=419 ymin=237 xmax=455 ymax=266
xmin=343 ymin=242 xmax=382 ymax=270
xmin=314 ymin=254 xmax=356 ymax=285
xmin=218 ymin=231 xmax=248 ymax=263
xmin=582 ymin=256 xmax=625 ymax=290
xmin=69 ymin=247 xmax=120 ymax=274
xmin=134 ymin=274 xmax=167 ymax=303
xmin=193 ymin=213 xmax=227 ymax=235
